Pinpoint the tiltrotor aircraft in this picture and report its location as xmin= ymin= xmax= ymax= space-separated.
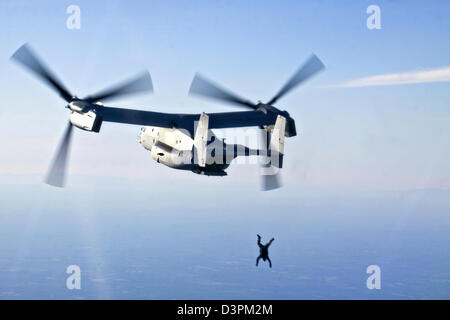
xmin=11 ymin=44 xmax=324 ymax=190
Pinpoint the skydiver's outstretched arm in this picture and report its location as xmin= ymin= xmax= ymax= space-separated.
xmin=257 ymin=234 xmax=263 ymax=248
xmin=256 ymin=256 xmax=261 ymax=266
xmin=266 ymin=238 xmax=275 ymax=248
xmin=267 ymin=257 xmax=272 ymax=268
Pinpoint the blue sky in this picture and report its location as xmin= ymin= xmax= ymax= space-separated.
xmin=0 ymin=0 xmax=449 ymax=189
xmin=0 ymin=1 xmax=449 ymax=299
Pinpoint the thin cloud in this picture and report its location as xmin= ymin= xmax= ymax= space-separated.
xmin=333 ymin=66 xmax=450 ymax=88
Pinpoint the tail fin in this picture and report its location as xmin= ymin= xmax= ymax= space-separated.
xmin=269 ymin=115 xmax=286 ymax=168
xmin=193 ymin=112 xmax=209 ymax=167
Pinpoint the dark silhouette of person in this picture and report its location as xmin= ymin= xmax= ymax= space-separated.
xmin=256 ymin=234 xmax=274 ymax=268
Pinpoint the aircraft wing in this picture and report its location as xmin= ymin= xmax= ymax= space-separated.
xmin=99 ymin=106 xmax=276 ymax=132
xmin=99 ymin=106 xmax=182 ymax=128
xmin=208 ymin=111 xmax=275 ymax=129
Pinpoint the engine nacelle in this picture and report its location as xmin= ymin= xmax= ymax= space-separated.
xmin=70 ymin=111 xmax=103 ymax=132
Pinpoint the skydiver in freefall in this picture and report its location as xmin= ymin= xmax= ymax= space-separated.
xmin=256 ymin=234 xmax=274 ymax=268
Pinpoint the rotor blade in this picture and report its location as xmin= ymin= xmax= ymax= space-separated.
xmin=189 ymin=73 xmax=257 ymax=109
xmin=45 ymin=122 xmax=73 ymax=188
xmin=259 ymin=129 xmax=282 ymax=191
xmin=11 ymin=43 xmax=73 ymax=102
xmin=85 ymin=71 xmax=153 ymax=103
xmin=267 ymin=54 xmax=325 ymax=105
